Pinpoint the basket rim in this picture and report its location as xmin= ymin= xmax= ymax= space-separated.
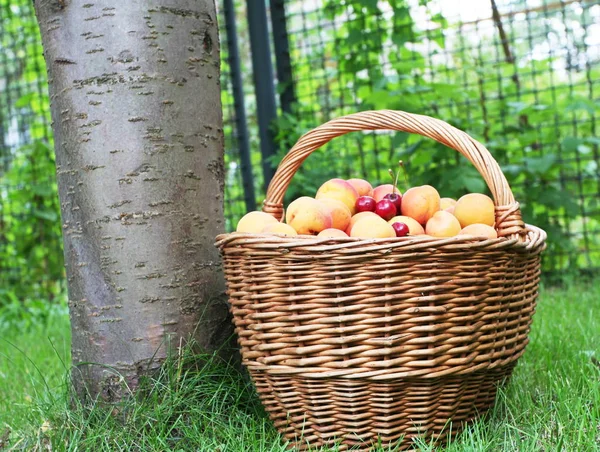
xmin=215 ymin=223 xmax=546 ymax=253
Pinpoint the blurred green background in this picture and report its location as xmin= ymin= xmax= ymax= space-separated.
xmin=1 ymin=0 xmax=599 ymax=320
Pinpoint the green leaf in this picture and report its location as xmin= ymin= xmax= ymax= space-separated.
xmin=562 ymin=137 xmax=582 ymax=152
xmin=361 ymin=0 xmax=379 ymax=12
xmin=523 ymin=154 xmax=557 ymax=175
xmin=463 ymin=174 xmax=486 ymax=193
xmin=409 ymin=147 xmax=433 ymax=167
xmin=31 ymin=184 xmax=55 ymax=197
xmin=392 ymin=132 xmax=409 ymax=148
xmin=501 ymin=164 xmax=525 ymax=176
xmin=365 ymin=90 xmax=391 ymax=109
xmin=537 ymin=186 xmax=579 ymax=215
xmin=392 ymin=32 xmax=410 ymax=48
xmin=430 ymin=14 xmax=447 ymax=48
xmin=392 ymin=4 xmax=411 ymax=22
xmin=564 ymin=97 xmax=597 ymax=114
xmin=431 ymin=12 xmax=448 ymax=28
xmin=531 ymin=103 xmax=550 ymax=111
xmin=15 ymin=93 xmax=35 ymax=108
xmin=507 ymin=102 xmax=527 ymax=114
xmin=398 ymin=140 xmax=423 ymax=160
xmin=577 ymin=144 xmax=592 ymax=155
xmin=33 ymin=209 xmax=58 ymax=222
xmin=347 ymin=28 xmax=363 ymax=46
xmin=585 ymin=137 xmax=600 ymax=145
xmin=585 ymin=160 xmax=598 ymax=176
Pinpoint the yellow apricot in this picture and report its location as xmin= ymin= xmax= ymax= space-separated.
xmin=400 ymin=185 xmax=441 ymax=225
xmin=262 ymin=223 xmax=298 ymax=236
xmin=317 ymin=228 xmax=349 ymax=238
xmin=440 ymin=197 xmax=457 ymax=211
xmin=425 ymin=211 xmax=461 ymax=238
xmin=318 ymin=198 xmax=352 ymax=232
xmin=350 ymin=216 xmax=396 ymax=238
xmin=459 ymin=223 xmax=498 ymax=239
xmin=387 ymin=215 xmax=425 ymax=235
xmin=347 ymin=178 xmax=374 ymax=197
xmin=454 ymin=193 xmax=495 ymax=228
xmin=315 ymin=178 xmax=359 ymax=214
xmin=285 ymin=197 xmax=332 ymax=235
xmin=346 ymin=211 xmax=378 ymax=235
xmin=236 ymin=211 xmax=278 ymax=233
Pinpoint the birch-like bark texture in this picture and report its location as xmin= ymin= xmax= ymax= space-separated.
xmin=34 ymin=0 xmax=235 ymax=401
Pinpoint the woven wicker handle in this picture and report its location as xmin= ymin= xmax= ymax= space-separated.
xmin=263 ymin=110 xmax=525 ymax=238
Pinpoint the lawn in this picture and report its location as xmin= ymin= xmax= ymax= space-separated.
xmin=1 ymin=281 xmax=598 ymax=451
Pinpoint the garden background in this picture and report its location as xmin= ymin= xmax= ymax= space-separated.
xmin=1 ymin=1 xmax=599 ymax=450
xmin=1 ymin=0 xmax=599 ymax=316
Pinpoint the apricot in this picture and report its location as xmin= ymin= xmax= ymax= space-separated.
xmin=347 ymin=178 xmax=374 ymax=197
xmin=346 ymin=211 xmax=378 ymax=235
xmin=372 ymin=184 xmax=400 ymax=202
xmin=387 ymin=215 xmax=425 ymax=235
xmin=425 ymin=211 xmax=461 ymax=238
xmin=440 ymin=197 xmax=457 ymax=211
xmin=285 ymin=197 xmax=332 ymax=235
xmin=236 ymin=211 xmax=278 ymax=233
xmin=318 ymin=198 xmax=352 ymax=232
xmin=317 ymin=228 xmax=349 ymax=238
xmin=350 ymin=215 xmax=396 ymax=238
xmin=315 ymin=178 xmax=359 ymax=214
xmin=454 ymin=193 xmax=495 ymax=228
xmin=459 ymin=223 xmax=498 ymax=239
xmin=262 ymin=222 xmax=298 ymax=236
xmin=400 ymin=185 xmax=441 ymax=225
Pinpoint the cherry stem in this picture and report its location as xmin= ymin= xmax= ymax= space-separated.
xmin=399 ymin=160 xmax=410 ymax=192
xmin=388 ymin=169 xmax=397 ymax=195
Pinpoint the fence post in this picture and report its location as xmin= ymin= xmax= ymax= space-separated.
xmin=246 ymin=0 xmax=278 ymax=191
xmin=223 ymin=0 xmax=256 ymax=212
xmin=269 ymin=0 xmax=296 ymax=114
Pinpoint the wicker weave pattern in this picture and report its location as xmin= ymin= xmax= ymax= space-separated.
xmin=253 ymin=367 xmax=513 ymax=450
xmin=215 ymin=110 xmax=546 ymax=450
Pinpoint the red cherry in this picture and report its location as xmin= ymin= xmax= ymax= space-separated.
xmin=355 ymin=196 xmax=376 ymax=213
xmin=392 ymin=222 xmax=409 ymax=237
xmin=375 ymin=199 xmax=397 ymax=220
xmin=384 ymin=192 xmax=402 ymax=212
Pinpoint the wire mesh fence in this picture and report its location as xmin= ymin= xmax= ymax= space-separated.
xmin=0 ymin=1 xmax=254 ymax=304
xmin=0 ymin=0 xmax=64 ymax=305
xmin=280 ymin=0 xmax=600 ymax=272
xmin=220 ymin=2 xmax=258 ymax=231
xmin=1 ymin=0 xmax=598 ymax=307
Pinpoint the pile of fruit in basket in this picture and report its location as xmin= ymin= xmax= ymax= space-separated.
xmin=236 ymin=163 xmax=498 ymax=239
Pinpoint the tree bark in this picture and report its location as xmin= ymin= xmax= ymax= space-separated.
xmin=34 ymin=0 xmax=235 ymax=402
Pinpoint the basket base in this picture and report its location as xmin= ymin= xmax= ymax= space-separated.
xmin=252 ymin=364 xmax=515 ymax=451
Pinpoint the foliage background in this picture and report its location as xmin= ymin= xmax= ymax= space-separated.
xmin=272 ymin=0 xmax=600 ymax=274
xmin=1 ymin=0 xmax=599 ymax=317
xmin=0 ymin=0 xmax=64 ymax=325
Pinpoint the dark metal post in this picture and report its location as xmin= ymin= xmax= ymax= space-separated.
xmin=223 ymin=0 xmax=256 ymax=212
xmin=269 ymin=0 xmax=296 ymax=114
xmin=246 ymin=0 xmax=278 ymax=190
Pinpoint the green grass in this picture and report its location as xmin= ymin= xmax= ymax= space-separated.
xmin=0 ymin=303 xmax=70 ymax=447
xmin=1 ymin=282 xmax=599 ymax=451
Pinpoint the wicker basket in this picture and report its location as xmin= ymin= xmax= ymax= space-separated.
xmin=215 ymin=110 xmax=546 ymax=451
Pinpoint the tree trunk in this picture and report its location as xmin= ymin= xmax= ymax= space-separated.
xmin=34 ymin=0 xmax=235 ymax=402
